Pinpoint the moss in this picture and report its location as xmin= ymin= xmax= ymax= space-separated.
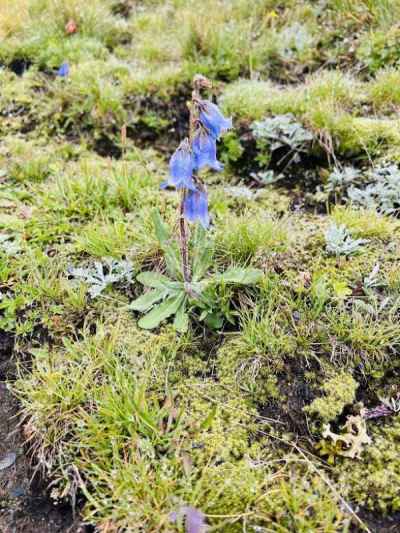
xmin=178 ymin=380 xmax=258 ymax=465
xmin=330 ymin=206 xmax=399 ymax=240
xmin=256 ymin=468 xmax=349 ymax=532
xmin=199 ymin=458 xmax=265 ymax=519
xmin=220 ymin=80 xmax=281 ymax=120
xmin=339 ymin=417 xmax=400 ymax=513
xmin=304 ymin=372 xmax=358 ymax=422
xmin=216 ymin=302 xmax=295 ymax=402
xmin=220 ymin=72 xmax=360 ymax=122
xmin=368 ymin=68 xmax=400 ymax=112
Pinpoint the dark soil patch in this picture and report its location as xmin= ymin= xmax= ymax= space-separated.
xmin=258 ymin=356 xmax=316 ymax=438
xmin=354 ymin=509 xmax=400 ymax=533
xmin=0 ymin=332 xmax=86 ymax=533
xmin=6 ymin=59 xmax=32 ymax=76
xmin=125 ymin=87 xmax=191 ymax=151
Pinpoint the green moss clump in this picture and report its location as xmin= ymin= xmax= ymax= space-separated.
xmin=216 ymin=307 xmax=294 ymax=403
xmin=304 ymin=372 xmax=358 ymax=422
xmin=256 ymin=469 xmax=349 ymax=532
xmin=339 ymin=417 xmax=400 ymax=513
xmin=178 ymin=380 xmax=258 ymax=465
xmin=199 ymin=458 xmax=265 ymax=521
xmin=331 ymin=206 xmax=398 ymax=240
xmin=368 ymin=68 xmax=400 ymax=112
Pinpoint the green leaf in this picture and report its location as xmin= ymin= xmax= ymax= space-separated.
xmin=138 ymin=292 xmax=185 ymax=330
xmin=152 ymin=209 xmax=170 ymax=245
xmin=192 ymin=224 xmax=213 ymax=281
xmin=173 ymin=298 xmax=189 ymax=333
xmin=332 ymin=280 xmax=352 ymax=300
xmin=152 ymin=211 xmax=182 ymax=279
xmin=214 ymin=267 xmax=263 ymax=285
xmin=204 ymin=312 xmax=224 ymax=329
xmin=129 ymin=288 xmax=166 ymax=312
xmin=137 ymin=271 xmax=173 ymax=289
xmin=164 ymin=243 xmax=183 ymax=280
xmin=151 ymin=210 xmax=182 ymax=279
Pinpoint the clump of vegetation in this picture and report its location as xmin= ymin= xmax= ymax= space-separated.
xmin=252 ymin=113 xmax=314 ymax=165
xmin=325 ymin=166 xmax=362 ymax=197
xmin=68 ymin=258 xmax=133 ymax=298
xmin=348 ymin=164 xmax=400 ymax=214
xmin=339 ymin=417 xmax=400 ymax=513
xmin=325 ymin=224 xmax=368 ymax=256
xmin=130 ymin=75 xmax=262 ymax=332
xmin=304 ymin=372 xmax=358 ymax=423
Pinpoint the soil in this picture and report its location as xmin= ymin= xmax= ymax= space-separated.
xmin=0 ymin=332 xmax=85 ymax=533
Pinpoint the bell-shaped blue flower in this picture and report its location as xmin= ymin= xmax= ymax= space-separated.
xmin=57 ymin=62 xmax=70 ymax=77
xmin=199 ymin=100 xmax=232 ymax=139
xmin=192 ymin=129 xmax=224 ymax=172
xmin=161 ymin=138 xmax=197 ymax=191
xmin=183 ymin=188 xmax=209 ymax=229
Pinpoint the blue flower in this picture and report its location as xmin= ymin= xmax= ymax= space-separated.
xmin=57 ymin=62 xmax=70 ymax=77
xmin=192 ymin=129 xmax=224 ymax=172
xmin=183 ymin=188 xmax=209 ymax=229
xmin=170 ymin=506 xmax=206 ymax=533
xmin=199 ymin=100 xmax=232 ymax=139
xmin=161 ymin=139 xmax=197 ymax=191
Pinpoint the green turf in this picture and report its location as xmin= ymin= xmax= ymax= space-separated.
xmin=2 ymin=1 xmax=400 ymax=531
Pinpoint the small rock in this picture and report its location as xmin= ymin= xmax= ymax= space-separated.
xmin=0 ymin=452 xmax=16 ymax=470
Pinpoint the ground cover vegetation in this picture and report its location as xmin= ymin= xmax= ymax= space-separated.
xmin=1 ymin=0 xmax=400 ymax=531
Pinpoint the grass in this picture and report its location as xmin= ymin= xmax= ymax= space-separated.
xmin=220 ymin=72 xmax=400 ymax=159
xmin=1 ymin=0 xmax=400 ymax=531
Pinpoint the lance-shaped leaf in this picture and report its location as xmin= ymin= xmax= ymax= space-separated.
xmin=173 ymin=298 xmax=189 ymax=333
xmin=129 ymin=288 xmax=167 ymax=312
xmin=137 ymin=272 xmax=183 ymax=295
xmin=214 ymin=267 xmax=263 ymax=285
xmin=191 ymin=225 xmax=213 ymax=281
xmin=164 ymin=244 xmax=183 ymax=280
xmin=152 ymin=210 xmax=170 ymax=246
xmin=138 ymin=292 xmax=185 ymax=330
xmin=152 ymin=210 xmax=182 ymax=279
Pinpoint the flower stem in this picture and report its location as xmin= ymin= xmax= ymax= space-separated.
xmin=179 ymin=190 xmax=191 ymax=283
xmin=179 ymin=75 xmax=212 ymax=283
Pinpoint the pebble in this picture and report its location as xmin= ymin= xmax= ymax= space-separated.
xmin=0 ymin=452 xmax=16 ymax=470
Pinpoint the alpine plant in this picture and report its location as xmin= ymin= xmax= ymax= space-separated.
xmin=163 ymin=74 xmax=232 ymax=282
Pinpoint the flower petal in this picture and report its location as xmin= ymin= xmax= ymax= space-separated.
xmin=184 ymin=189 xmax=210 ymax=229
xmin=168 ymin=139 xmax=197 ymax=190
xmin=57 ymin=62 xmax=70 ymax=77
xmin=199 ymin=100 xmax=232 ymax=139
xmin=192 ymin=129 xmax=224 ymax=172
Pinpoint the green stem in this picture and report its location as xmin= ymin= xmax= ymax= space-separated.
xmin=179 ymin=189 xmax=191 ymax=283
xmin=179 ymin=75 xmax=212 ymax=284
